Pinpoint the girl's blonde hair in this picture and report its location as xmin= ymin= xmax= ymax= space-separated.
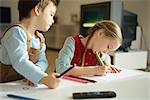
xmin=86 ymin=20 xmax=122 ymax=47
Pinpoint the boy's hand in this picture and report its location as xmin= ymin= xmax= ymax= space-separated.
xmin=22 ymin=79 xmax=35 ymax=87
xmin=40 ymin=73 xmax=60 ymax=89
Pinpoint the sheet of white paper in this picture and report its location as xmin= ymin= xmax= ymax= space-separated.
xmin=83 ymin=69 xmax=143 ymax=82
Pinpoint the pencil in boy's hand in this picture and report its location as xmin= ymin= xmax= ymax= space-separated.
xmin=56 ymin=65 xmax=74 ymax=78
xmin=95 ymin=51 xmax=104 ymax=66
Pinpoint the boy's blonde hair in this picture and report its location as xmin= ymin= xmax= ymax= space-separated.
xmin=38 ymin=0 xmax=58 ymax=9
xmin=86 ymin=20 xmax=122 ymax=47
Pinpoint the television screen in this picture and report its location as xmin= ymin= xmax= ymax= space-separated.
xmin=80 ymin=2 xmax=110 ymax=37
xmin=0 ymin=7 xmax=11 ymax=23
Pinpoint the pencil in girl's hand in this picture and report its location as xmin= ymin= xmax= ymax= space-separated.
xmin=95 ymin=51 xmax=104 ymax=66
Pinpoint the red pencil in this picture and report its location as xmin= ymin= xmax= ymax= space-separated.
xmin=62 ymin=75 xmax=89 ymax=84
xmin=68 ymin=75 xmax=97 ymax=83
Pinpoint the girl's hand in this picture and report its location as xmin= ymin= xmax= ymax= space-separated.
xmin=40 ymin=73 xmax=60 ymax=89
xmin=103 ymin=61 xmax=121 ymax=73
xmin=93 ymin=65 xmax=107 ymax=76
xmin=108 ymin=65 xmax=121 ymax=73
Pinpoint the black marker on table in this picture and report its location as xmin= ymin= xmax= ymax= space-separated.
xmin=72 ymin=91 xmax=116 ymax=99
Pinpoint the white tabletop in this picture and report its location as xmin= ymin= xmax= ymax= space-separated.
xmin=0 ymin=69 xmax=150 ymax=100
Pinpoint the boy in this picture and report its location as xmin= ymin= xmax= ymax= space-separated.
xmin=0 ymin=0 xmax=60 ymax=89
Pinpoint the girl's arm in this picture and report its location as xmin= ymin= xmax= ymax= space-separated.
xmin=66 ymin=65 xmax=106 ymax=76
xmin=67 ymin=53 xmax=122 ymax=76
xmin=55 ymin=36 xmax=75 ymax=74
xmin=55 ymin=37 xmax=107 ymax=76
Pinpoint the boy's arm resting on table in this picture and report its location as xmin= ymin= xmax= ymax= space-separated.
xmin=24 ymin=44 xmax=49 ymax=87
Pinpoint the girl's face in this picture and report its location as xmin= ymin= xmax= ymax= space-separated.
xmin=36 ymin=1 xmax=56 ymax=32
xmin=91 ymin=30 xmax=120 ymax=53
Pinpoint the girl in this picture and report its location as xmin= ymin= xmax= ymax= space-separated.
xmin=0 ymin=0 xmax=60 ymax=89
xmin=55 ymin=20 xmax=122 ymax=76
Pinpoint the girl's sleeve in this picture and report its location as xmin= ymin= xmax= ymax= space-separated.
xmin=55 ymin=36 xmax=75 ymax=74
xmin=3 ymin=27 xmax=47 ymax=84
xmin=35 ymin=43 xmax=48 ymax=72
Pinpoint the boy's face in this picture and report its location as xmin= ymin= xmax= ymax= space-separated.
xmin=92 ymin=30 xmax=120 ymax=53
xmin=37 ymin=1 xmax=56 ymax=32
